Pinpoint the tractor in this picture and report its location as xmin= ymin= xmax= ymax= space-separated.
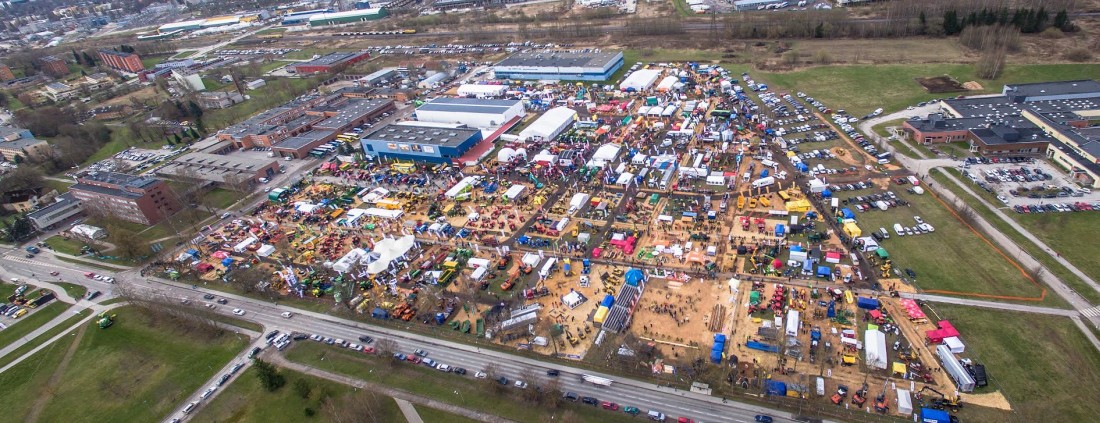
xmin=851 ymin=383 xmax=868 ymax=407
xmin=830 ymin=385 xmax=849 ymax=405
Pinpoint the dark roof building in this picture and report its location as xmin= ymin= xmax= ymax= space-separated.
xmin=494 ymin=50 xmax=624 ymax=81
xmin=292 ymin=51 xmax=371 ymax=74
xmin=69 ymin=172 xmax=180 ymax=225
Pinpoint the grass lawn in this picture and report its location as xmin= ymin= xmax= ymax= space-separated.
xmin=84 ymin=125 xmax=169 ymax=165
xmin=759 ymin=63 xmax=1100 ymax=117
xmin=0 ymin=308 xmax=91 ymax=368
xmin=286 ymin=342 xmax=641 ymax=423
xmin=141 ymin=55 xmax=169 ymax=69
xmin=53 ymin=282 xmax=87 ymax=300
xmin=260 ymin=60 xmax=293 ymax=74
xmin=44 ymin=235 xmax=90 ymax=256
xmin=138 ymin=210 xmax=212 ymax=242
xmin=846 ymin=185 xmax=1061 ymax=305
xmin=0 ymin=302 xmax=69 ymax=349
xmin=202 ymin=78 xmax=228 ymax=91
xmin=205 ymin=188 xmax=243 ymax=210
xmin=927 ymin=304 xmax=1100 ymax=423
xmin=255 ymin=28 xmax=287 ymax=35
xmin=414 ymin=404 xmax=480 ymax=423
xmin=56 ymin=256 xmax=129 ymax=271
xmin=193 ymin=366 xmax=405 ymax=423
xmin=1013 ymin=211 xmax=1100 ymax=286
xmin=44 ymin=178 xmax=74 ymax=194
xmin=932 ymin=168 xmax=1100 ymax=303
xmin=0 ymin=306 xmax=249 ymax=422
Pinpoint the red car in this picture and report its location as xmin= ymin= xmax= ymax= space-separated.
xmin=84 ymin=272 xmax=96 ymax=278
xmin=678 ymin=418 xmax=694 ymax=423
xmin=363 ymin=346 xmax=376 ymax=354
xmin=406 ymin=356 xmax=421 ymax=364
xmin=600 ymin=401 xmax=618 ymax=410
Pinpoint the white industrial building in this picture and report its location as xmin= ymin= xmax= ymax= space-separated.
xmin=519 ymin=107 xmax=577 ymax=142
xmin=417 ymin=72 xmax=448 ymax=89
xmin=415 ymin=97 xmax=524 ymax=129
xmin=456 ymin=84 xmax=507 ymax=98
xmin=493 ymin=50 xmax=624 ymax=81
xmin=619 ymin=69 xmax=662 ymax=91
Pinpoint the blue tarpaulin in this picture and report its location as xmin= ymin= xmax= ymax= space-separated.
xmin=765 ymin=380 xmax=786 ymax=396
xmin=746 ymin=341 xmax=779 ymax=353
xmin=821 ymin=189 xmax=832 ymax=198
xmin=857 ymin=297 xmax=881 ymax=310
xmin=775 ymin=224 xmax=785 ymax=237
xmin=841 ymin=208 xmax=855 ymax=219
xmin=816 ymin=266 xmax=831 ymax=277
xmin=601 ymin=295 xmax=615 ymax=308
xmin=625 ymin=269 xmax=645 ymax=286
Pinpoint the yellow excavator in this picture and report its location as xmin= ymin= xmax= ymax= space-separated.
xmin=880 ymin=260 xmax=893 ymax=278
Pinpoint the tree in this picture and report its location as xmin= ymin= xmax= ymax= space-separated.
xmin=814 ymin=22 xmax=824 ymax=38
xmin=918 ymin=11 xmax=927 ymax=35
xmin=253 ymin=359 xmax=286 ymax=392
xmin=72 ymin=49 xmax=82 ymax=66
xmin=187 ymin=100 xmax=204 ymax=118
xmin=82 ymin=51 xmax=96 ymax=67
xmin=0 ymin=166 xmax=45 ymax=193
xmin=1054 ymin=9 xmax=1073 ymax=32
xmin=375 ymin=339 xmax=398 ymax=359
xmin=293 ymin=378 xmax=312 ymax=399
xmin=323 ymin=389 xmax=389 ymax=423
xmin=106 ymin=224 xmax=148 ymax=259
xmin=943 ymin=10 xmax=961 ymax=35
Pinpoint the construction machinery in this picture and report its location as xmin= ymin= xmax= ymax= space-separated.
xmin=851 ymin=383 xmax=868 ymax=407
xmin=874 ymin=391 xmax=889 ymax=413
xmin=880 ymin=259 xmax=893 ymax=278
xmin=97 ymin=312 xmax=116 ymax=329
xmin=831 ymin=385 xmax=849 ymax=405
xmin=916 ymin=387 xmax=962 ymax=412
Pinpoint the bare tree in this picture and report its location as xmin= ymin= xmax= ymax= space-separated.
xmin=323 ymin=389 xmax=390 ymax=423
xmin=375 ymin=339 xmax=399 ymax=362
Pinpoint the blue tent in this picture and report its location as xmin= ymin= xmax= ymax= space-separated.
xmin=765 ymin=380 xmax=786 ymax=396
xmin=797 ymin=163 xmax=809 ymax=172
xmin=186 ymin=249 xmax=200 ymax=257
xmin=624 ymin=269 xmax=646 ymax=286
xmin=601 ymin=295 xmax=615 ymax=308
xmin=760 ymin=169 xmax=769 ymax=178
xmin=816 ymin=265 xmax=831 ymax=278
xmin=821 ymin=189 xmax=833 ymax=198
xmin=775 ymin=224 xmax=786 ymax=237
xmin=841 ymin=208 xmax=855 ymax=219
xmin=221 ymin=257 xmax=234 ymax=266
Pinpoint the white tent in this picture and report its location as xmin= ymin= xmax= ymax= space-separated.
xmin=656 ymin=76 xmax=678 ymax=92
xmin=562 ymin=290 xmax=586 ymax=309
xmin=519 ymin=107 xmax=577 ymax=142
xmin=497 ymin=147 xmax=518 ymax=162
xmin=233 ymin=237 xmax=257 ymax=253
xmin=456 ymin=84 xmax=506 ymax=97
xmin=569 ymin=193 xmax=591 ymax=211
xmin=943 ymin=336 xmax=965 ymax=353
xmin=333 ymin=248 xmax=370 ymax=273
xmin=344 ymin=208 xmax=369 ymax=226
xmin=445 ymin=176 xmax=481 ymax=198
xmin=896 ymin=388 xmax=913 ymax=415
xmin=294 ymin=202 xmax=321 ymax=213
xmin=366 ymin=235 xmax=416 ymax=275
xmin=470 ymin=266 xmax=488 ymax=281
xmin=361 ymin=187 xmax=390 ymax=203
xmin=365 ymin=208 xmax=403 ymax=219
xmin=864 ymin=329 xmax=888 ymax=370
xmin=785 ymin=310 xmax=800 ymax=337
xmin=615 ymin=172 xmax=634 ymax=185
xmin=619 ymin=69 xmax=662 ymax=91
xmin=70 ymin=224 xmax=108 ymax=240
xmin=503 ymin=185 xmax=527 ymax=201
xmin=808 ymin=178 xmax=827 ymax=193
xmin=256 ymin=244 xmax=276 ymax=257
xmin=587 ymin=143 xmax=622 ymax=168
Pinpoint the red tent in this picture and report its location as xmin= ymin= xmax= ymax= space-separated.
xmin=925 ymin=320 xmax=960 ymax=344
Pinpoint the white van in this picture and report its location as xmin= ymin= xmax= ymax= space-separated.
xmin=647 ymin=410 xmax=666 ymax=421
xmin=183 ymin=401 xmax=199 ymax=414
xmin=878 ymin=227 xmax=890 ymax=239
xmin=893 ymin=223 xmax=905 ymax=236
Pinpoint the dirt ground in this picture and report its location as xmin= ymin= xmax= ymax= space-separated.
xmin=916 ymin=76 xmax=967 ymax=93
xmin=630 ymin=276 xmax=731 ymax=358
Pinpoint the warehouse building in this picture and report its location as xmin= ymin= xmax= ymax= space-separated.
xmin=218 ymin=93 xmax=394 ymax=156
xmin=494 ymin=50 xmax=623 ymax=82
xmin=308 ymin=8 xmax=388 ymax=26
xmin=157 ymin=152 xmax=279 ymax=186
xmin=291 ymin=51 xmax=371 ymax=74
xmin=733 ymin=0 xmax=785 ymax=10
xmin=904 ymin=80 xmax=1100 ymax=188
xmin=415 ymin=97 xmax=524 ymax=129
xmin=360 ymin=122 xmax=483 ymax=164
xmin=26 ymin=193 xmax=82 ymax=230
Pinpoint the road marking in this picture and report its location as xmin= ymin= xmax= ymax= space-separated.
xmin=3 ymin=255 xmax=84 ymax=273
xmin=1081 ymin=305 xmax=1100 ymax=318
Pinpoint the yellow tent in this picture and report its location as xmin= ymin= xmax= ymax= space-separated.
xmin=785 ymin=199 xmax=812 ymax=213
xmin=892 ymin=362 xmax=907 ymax=375
xmin=843 ymin=222 xmax=862 ymax=238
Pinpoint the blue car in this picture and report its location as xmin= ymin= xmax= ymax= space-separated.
xmin=754 ymin=416 xmax=773 ymax=423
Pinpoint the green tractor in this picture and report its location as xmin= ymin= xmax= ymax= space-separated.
xmin=97 ymin=312 xmax=116 ymax=329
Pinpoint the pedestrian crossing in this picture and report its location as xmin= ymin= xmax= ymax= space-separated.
xmin=1082 ymin=305 xmax=1100 ymax=318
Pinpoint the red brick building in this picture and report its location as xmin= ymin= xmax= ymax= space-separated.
xmin=291 ymin=51 xmax=370 ymax=74
xmin=69 ymin=172 xmax=179 ymax=225
xmin=97 ymin=50 xmax=145 ymax=73
xmin=37 ymin=55 xmax=70 ymax=78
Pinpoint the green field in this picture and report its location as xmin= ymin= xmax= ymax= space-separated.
xmin=193 ymin=366 xmax=405 ymax=423
xmin=414 ymin=404 xmax=480 ymax=423
xmin=929 ymin=304 xmax=1100 ymax=422
xmin=84 ymin=125 xmax=170 ymax=165
xmin=0 ymin=301 xmax=70 ymax=349
xmin=845 ymin=186 xmax=1061 ymax=305
xmin=0 ymin=308 xmax=91 ymax=368
xmin=1014 ymin=211 xmax=1100 ymax=286
xmin=44 ymin=178 xmax=74 ymax=194
xmin=44 ymin=235 xmax=90 ymax=256
xmin=205 ymin=188 xmax=244 ymax=210
xmin=53 ymin=282 xmax=88 ymax=300
xmin=932 ymin=169 xmax=1100 ymax=304
xmin=760 ymin=63 xmax=1100 ymax=117
xmin=286 ymin=342 xmax=641 ymax=423
xmin=0 ymin=306 xmax=248 ymax=422
xmin=204 ymin=78 xmax=321 ymax=131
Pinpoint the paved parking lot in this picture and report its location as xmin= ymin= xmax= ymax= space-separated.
xmin=959 ymin=160 xmax=1098 ymax=207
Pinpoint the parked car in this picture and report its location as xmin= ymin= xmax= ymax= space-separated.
xmin=232 ymin=308 xmax=246 ymax=316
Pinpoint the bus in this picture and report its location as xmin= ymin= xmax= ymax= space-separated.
xmin=336 ymin=133 xmax=359 ymax=143
xmin=711 ymin=109 xmax=732 ymax=118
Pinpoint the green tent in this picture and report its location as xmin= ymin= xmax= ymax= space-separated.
xmin=749 ymin=291 xmax=762 ymax=305
xmin=875 ymin=248 xmax=889 ymax=259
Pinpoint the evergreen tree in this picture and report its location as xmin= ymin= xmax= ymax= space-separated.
xmin=918 ymin=11 xmax=927 ymax=34
xmin=82 ymin=51 xmax=96 ymax=67
xmin=187 ymin=100 xmax=203 ymax=117
xmin=1054 ymin=9 xmax=1071 ymax=31
xmin=943 ymin=10 xmax=961 ymax=35
xmin=72 ymin=49 xmax=82 ymax=66
xmin=814 ymin=22 xmax=824 ymax=39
